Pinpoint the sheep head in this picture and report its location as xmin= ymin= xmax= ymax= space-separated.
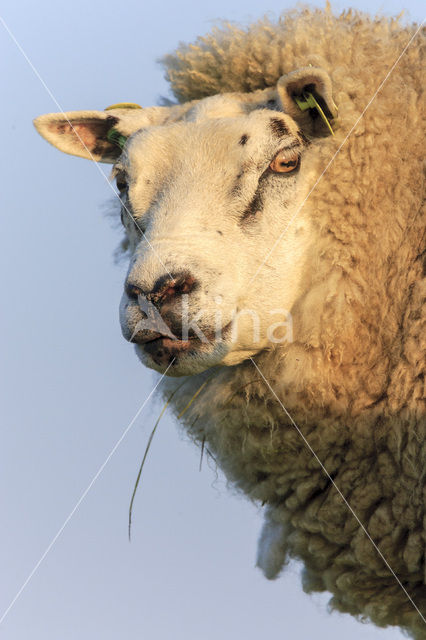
xmin=34 ymin=68 xmax=342 ymax=377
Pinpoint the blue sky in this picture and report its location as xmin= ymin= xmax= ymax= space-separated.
xmin=0 ymin=1 xmax=423 ymax=638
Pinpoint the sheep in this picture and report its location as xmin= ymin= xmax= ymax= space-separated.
xmin=34 ymin=6 xmax=425 ymax=638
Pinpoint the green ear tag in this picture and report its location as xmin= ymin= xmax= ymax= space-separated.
xmin=293 ymin=91 xmax=335 ymax=136
xmin=107 ymin=127 xmax=128 ymax=149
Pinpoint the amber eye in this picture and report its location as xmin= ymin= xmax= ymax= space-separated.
xmin=269 ymin=150 xmax=300 ymax=173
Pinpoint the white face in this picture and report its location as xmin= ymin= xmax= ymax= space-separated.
xmin=116 ymin=96 xmax=318 ymax=376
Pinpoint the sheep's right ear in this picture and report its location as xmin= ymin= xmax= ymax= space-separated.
xmin=33 ymin=105 xmax=173 ymax=163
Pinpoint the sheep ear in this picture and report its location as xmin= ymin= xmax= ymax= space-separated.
xmin=277 ymin=67 xmax=338 ymax=137
xmin=33 ymin=105 xmax=173 ymax=163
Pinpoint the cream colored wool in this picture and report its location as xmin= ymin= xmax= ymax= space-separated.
xmin=33 ymin=5 xmax=425 ymax=637
xmin=159 ymin=6 xmax=426 ymax=638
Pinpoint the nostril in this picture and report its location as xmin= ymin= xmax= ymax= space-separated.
xmin=157 ymin=273 xmax=197 ymax=302
xmin=125 ymin=282 xmax=144 ymax=300
xmin=176 ymin=275 xmax=196 ymax=295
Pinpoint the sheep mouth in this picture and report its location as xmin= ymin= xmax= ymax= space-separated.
xmin=144 ymin=335 xmax=194 ymax=353
xmin=138 ymin=322 xmax=233 ymax=365
xmin=140 ymin=335 xmax=205 ymax=368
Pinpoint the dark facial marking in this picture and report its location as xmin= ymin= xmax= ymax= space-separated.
xmin=239 ymin=134 xmax=249 ymax=146
xmin=240 ymin=190 xmax=263 ymax=223
xmin=269 ymin=117 xmax=289 ymax=138
xmin=216 ymin=230 xmax=223 ymax=235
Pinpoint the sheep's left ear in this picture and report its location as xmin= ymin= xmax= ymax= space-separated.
xmin=277 ymin=67 xmax=338 ymax=137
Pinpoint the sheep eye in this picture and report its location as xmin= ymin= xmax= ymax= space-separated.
xmin=269 ymin=150 xmax=300 ymax=173
xmin=116 ymin=174 xmax=128 ymax=193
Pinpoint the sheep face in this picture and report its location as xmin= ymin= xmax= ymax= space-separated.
xmin=33 ymin=68 xmax=336 ymax=376
xmin=116 ymin=102 xmax=320 ymax=376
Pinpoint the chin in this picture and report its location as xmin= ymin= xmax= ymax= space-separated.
xmin=134 ymin=337 xmax=231 ymax=376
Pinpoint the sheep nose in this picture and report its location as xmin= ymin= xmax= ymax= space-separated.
xmin=125 ymin=272 xmax=197 ymax=305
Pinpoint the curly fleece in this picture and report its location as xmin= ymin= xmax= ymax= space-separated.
xmin=160 ymin=6 xmax=426 ymax=638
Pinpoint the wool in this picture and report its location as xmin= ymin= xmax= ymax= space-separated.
xmin=159 ymin=6 xmax=426 ymax=638
xmin=33 ymin=4 xmax=425 ymax=636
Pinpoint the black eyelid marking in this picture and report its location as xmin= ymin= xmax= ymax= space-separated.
xmin=269 ymin=117 xmax=290 ymax=137
xmin=239 ymin=134 xmax=249 ymax=145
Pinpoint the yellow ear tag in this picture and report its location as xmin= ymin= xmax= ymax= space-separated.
xmin=104 ymin=102 xmax=142 ymax=110
xmin=293 ymin=91 xmax=335 ymax=136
